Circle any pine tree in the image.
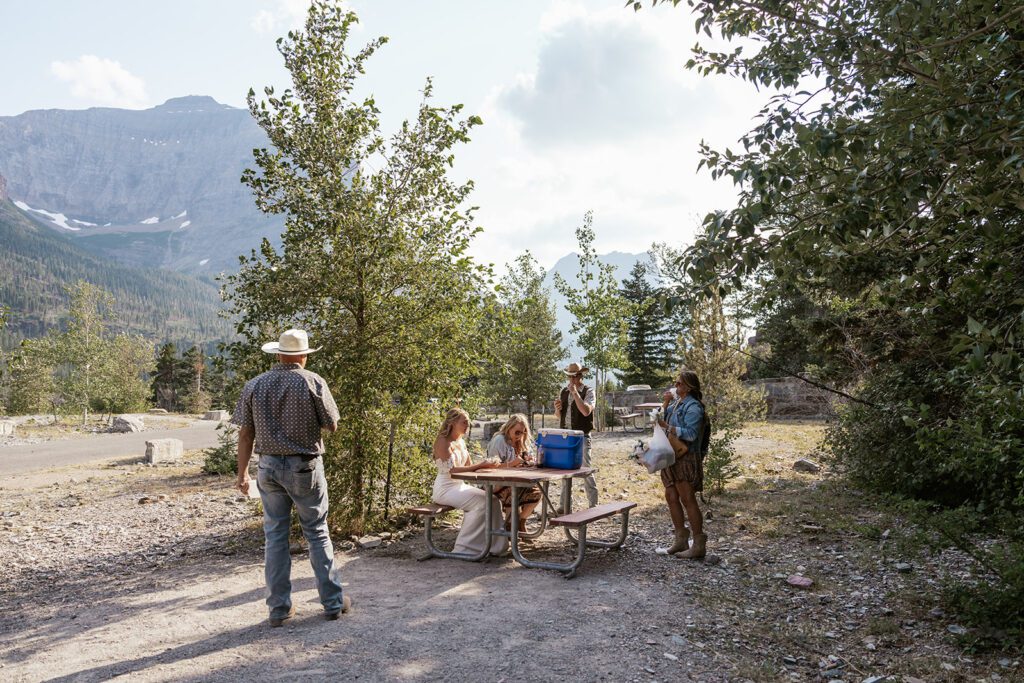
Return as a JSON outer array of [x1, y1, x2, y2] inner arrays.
[[151, 342, 180, 410], [619, 261, 674, 388], [179, 346, 211, 413]]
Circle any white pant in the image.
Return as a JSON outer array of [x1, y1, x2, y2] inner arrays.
[[433, 482, 507, 555]]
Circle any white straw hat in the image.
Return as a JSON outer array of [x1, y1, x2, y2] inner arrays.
[[261, 329, 321, 355]]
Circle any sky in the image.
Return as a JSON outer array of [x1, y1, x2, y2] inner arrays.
[[0, 0, 770, 272]]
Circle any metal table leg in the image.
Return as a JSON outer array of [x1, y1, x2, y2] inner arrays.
[[510, 484, 587, 577], [561, 477, 575, 542], [420, 483, 496, 563]]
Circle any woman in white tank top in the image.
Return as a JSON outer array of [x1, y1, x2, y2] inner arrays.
[[431, 408, 507, 556]]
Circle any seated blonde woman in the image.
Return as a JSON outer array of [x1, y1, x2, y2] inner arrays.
[[431, 408, 507, 556], [487, 414, 543, 534]]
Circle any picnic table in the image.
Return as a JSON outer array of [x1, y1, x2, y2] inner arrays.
[[612, 406, 644, 432], [631, 402, 664, 430], [410, 466, 635, 578]]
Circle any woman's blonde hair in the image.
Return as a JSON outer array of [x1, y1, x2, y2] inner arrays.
[[438, 407, 470, 439], [498, 413, 532, 449]]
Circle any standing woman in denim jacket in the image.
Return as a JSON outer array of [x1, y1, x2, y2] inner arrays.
[[655, 369, 708, 559]]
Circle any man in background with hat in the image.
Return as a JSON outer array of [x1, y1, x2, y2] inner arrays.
[[554, 362, 599, 508], [233, 328, 351, 627]]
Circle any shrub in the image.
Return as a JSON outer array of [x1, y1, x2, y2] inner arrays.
[[703, 430, 742, 495], [203, 422, 238, 475]]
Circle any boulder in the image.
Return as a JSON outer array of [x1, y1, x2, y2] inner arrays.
[[793, 458, 822, 474], [110, 415, 144, 433], [0, 420, 15, 437], [356, 535, 382, 549], [145, 438, 183, 464], [202, 410, 231, 421]]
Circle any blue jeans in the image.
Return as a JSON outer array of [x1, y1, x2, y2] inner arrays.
[[257, 455, 344, 618]]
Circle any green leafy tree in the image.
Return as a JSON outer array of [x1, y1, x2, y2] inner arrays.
[[646, 0, 1024, 509], [680, 289, 766, 496], [6, 339, 55, 415], [619, 260, 674, 388], [226, 2, 491, 532], [554, 211, 631, 431], [49, 282, 117, 425], [94, 334, 155, 415], [642, 0, 1024, 637], [483, 252, 566, 422]]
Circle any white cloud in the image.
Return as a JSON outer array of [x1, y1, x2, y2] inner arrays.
[[251, 0, 365, 35], [465, 4, 770, 273], [497, 5, 704, 147], [50, 55, 148, 109], [251, 9, 276, 33], [250, 0, 314, 33]]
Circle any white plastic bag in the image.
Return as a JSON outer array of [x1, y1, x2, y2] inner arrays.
[[642, 424, 676, 474]]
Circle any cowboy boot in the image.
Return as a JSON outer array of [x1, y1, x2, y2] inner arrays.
[[677, 533, 707, 560], [656, 527, 690, 555]]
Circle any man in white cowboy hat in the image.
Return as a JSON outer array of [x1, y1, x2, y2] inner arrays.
[[232, 328, 351, 627], [554, 361, 599, 508]]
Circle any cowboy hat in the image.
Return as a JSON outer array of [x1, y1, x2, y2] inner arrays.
[[261, 329, 322, 355], [562, 362, 590, 376]]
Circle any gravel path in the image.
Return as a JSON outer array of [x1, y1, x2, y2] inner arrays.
[[0, 426, 1017, 682]]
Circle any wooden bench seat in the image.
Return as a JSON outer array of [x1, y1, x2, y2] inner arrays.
[[407, 503, 453, 516], [550, 501, 637, 528]]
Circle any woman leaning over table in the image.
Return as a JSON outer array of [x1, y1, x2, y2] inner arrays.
[[656, 369, 708, 559], [487, 414, 543, 535], [431, 408, 507, 556]]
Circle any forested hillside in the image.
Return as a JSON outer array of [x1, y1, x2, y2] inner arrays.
[[0, 199, 232, 348]]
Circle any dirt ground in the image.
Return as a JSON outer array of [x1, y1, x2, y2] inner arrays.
[[0, 423, 1018, 682]]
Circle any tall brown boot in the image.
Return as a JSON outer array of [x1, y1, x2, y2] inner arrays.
[[678, 533, 706, 560], [656, 527, 690, 555]]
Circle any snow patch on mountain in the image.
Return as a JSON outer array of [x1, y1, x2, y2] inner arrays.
[[140, 216, 159, 224], [13, 200, 81, 231], [179, 220, 191, 229]]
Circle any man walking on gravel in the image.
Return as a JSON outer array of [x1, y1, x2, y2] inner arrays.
[[233, 329, 351, 627]]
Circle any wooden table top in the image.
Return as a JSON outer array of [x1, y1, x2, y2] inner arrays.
[[451, 466, 595, 484]]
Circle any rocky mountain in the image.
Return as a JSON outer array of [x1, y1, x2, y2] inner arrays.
[[541, 250, 651, 363], [0, 96, 283, 274]]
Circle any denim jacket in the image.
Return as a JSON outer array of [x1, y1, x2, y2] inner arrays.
[[665, 395, 704, 449]]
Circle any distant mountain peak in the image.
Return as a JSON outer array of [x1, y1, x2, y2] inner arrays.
[[154, 96, 235, 111]]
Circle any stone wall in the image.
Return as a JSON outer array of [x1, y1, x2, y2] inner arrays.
[[748, 377, 837, 418], [605, 378, 837, 419]]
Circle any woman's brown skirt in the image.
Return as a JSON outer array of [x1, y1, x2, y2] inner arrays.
[[660, 450, 703, 492], [494, 485, 543, 509]]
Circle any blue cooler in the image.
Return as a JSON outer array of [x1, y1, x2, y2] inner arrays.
[[535, 428, 585, 469]]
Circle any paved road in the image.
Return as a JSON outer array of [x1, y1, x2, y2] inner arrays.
[[0, 421, 222, 475]]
